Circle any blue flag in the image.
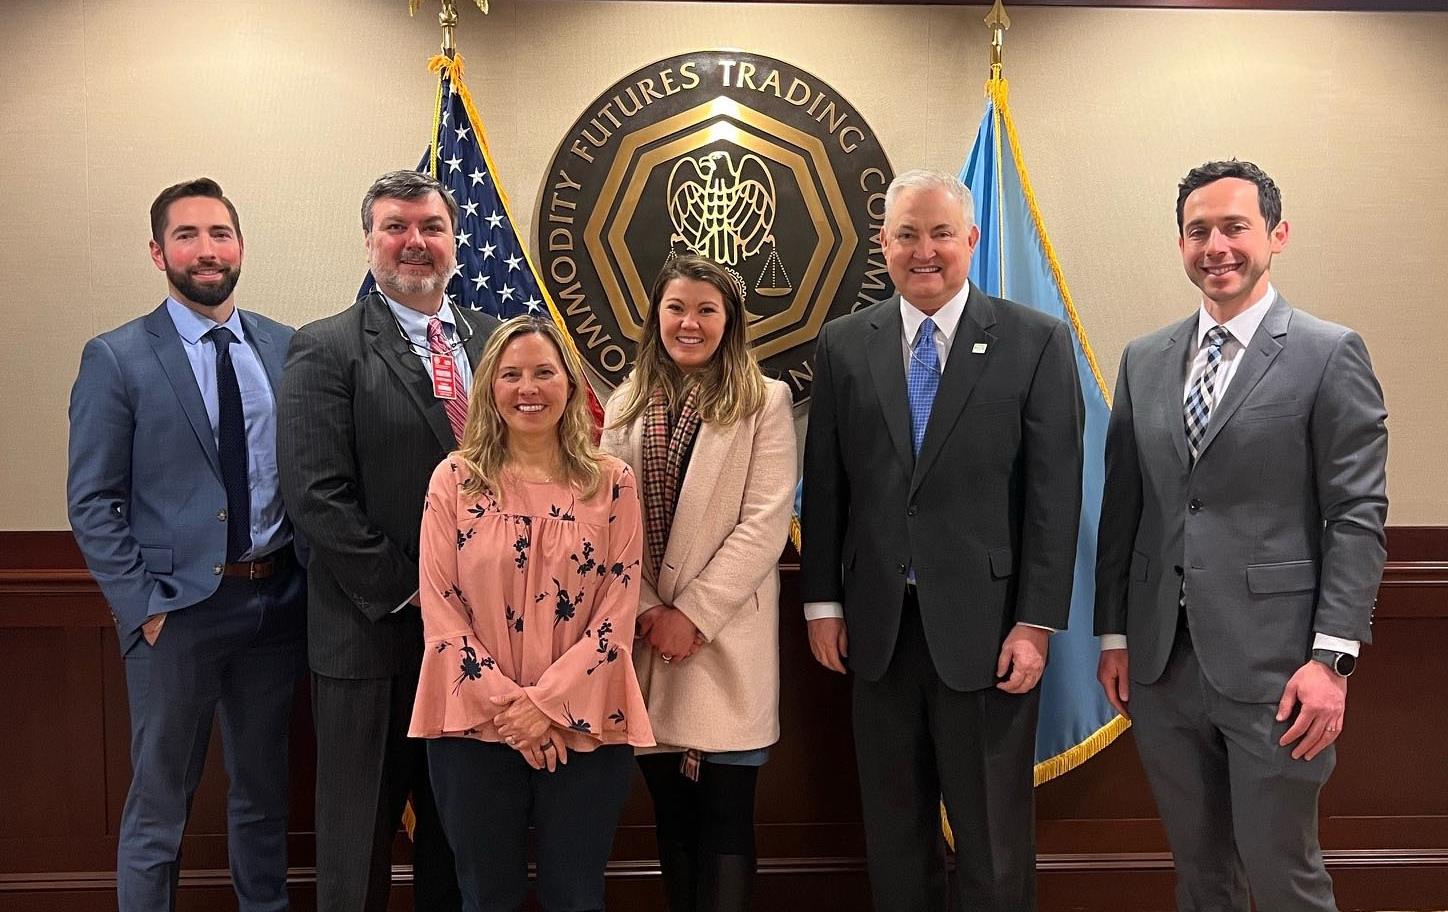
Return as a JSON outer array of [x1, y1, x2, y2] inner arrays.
[[962, 78, 1127, 784]]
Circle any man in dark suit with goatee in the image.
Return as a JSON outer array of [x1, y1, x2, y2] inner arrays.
[[279, 170, 498, 912]]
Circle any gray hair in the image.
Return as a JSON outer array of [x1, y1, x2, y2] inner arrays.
[[360, 170, 459, 233], [883, 169, 975, 229]]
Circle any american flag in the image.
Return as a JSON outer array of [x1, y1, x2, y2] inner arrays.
[[362, 56, 604, 426]]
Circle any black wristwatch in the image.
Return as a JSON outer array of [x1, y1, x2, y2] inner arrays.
[[1310, 649, 1356, 678]]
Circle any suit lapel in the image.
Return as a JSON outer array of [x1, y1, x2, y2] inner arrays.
[[1194, 295, 1290, 462], [457, 308, 489, 377], [144, 304, 222, 479], [865, 299, 913, 474], [660, 419, 744, 594], [363, 293, 457, 451], [1155, 313, 1198, 471], [911, 286, 996, 495], [239, 310, 285, 393]]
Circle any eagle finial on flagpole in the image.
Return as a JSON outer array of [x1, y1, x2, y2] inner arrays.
[[985, 0, 1010, 81], [408, 0, 489, 57]]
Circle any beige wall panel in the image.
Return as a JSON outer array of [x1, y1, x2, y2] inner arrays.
[[1, 1, 1444, 527]]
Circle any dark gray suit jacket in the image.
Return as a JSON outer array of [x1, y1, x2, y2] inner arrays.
[[1095, 296, 1388, 703], [278, 292, 498, 679], [800, 286, 1084, 691]]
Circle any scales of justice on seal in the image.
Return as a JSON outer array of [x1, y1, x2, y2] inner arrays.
[[664, 150, 794, 320]]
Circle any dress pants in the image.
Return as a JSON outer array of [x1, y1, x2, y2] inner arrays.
[[312, 667, 460, 912], [851, 592, 1040, 912], [428, 738, 634, 912], [1131, 624, 1337, 912], [118, 554, 306, 912]]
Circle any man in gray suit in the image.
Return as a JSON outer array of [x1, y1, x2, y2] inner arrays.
[[68, 178, 306, 911], [1096, 159, 1388, 911], [801, 169, 1083, 912], [278, 171, 497, 912]]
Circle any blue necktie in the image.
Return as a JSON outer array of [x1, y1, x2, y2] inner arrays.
[[205, 327, 251, 562], [907, 317, 941, 456]]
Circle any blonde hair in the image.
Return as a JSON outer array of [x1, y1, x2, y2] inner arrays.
[[455, 315, 604, 500], [609, 255, 767, 428]]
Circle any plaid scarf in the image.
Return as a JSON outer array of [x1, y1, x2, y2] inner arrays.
[[641, 384, 703, 585]]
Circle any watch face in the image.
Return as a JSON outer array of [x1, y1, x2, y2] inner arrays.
[[1334, 653, 1357, 676]]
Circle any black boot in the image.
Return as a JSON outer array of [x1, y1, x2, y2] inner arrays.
[[658, 838, 699, 912], [697, 852, 754, 912]]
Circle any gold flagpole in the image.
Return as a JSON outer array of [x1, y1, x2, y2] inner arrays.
[[409, 0, 490, 57], [986, 0, 1010, 80]]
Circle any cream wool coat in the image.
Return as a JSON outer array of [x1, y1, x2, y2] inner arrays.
[[601, 377, 797, 754]]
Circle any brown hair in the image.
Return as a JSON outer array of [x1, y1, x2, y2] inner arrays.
[[149, 178, 242, 244]]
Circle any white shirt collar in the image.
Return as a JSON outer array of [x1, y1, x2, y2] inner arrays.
[[1196, 284, 1276, 350], [900, 282, 971, 346], [381, 292, 458, 344]]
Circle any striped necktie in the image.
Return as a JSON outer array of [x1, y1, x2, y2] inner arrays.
[[1184, 325, 1231, 465], [427, 317, 469, 444]]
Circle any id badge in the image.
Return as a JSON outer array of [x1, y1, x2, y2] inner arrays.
[[431, 353, 458, 400]]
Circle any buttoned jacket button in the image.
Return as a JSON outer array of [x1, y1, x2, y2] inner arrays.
[[907, 505, 918, 517], [1188, 499, 1202, 513], [897, 563, 907, 575], [213, 563, 225, 576], [217, 509, 228, 521]]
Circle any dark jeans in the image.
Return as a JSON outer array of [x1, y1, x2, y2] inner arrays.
[[428, 737, 634, 912]]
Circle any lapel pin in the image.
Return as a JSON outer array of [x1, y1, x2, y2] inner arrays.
[[972, 342, 988, 354]]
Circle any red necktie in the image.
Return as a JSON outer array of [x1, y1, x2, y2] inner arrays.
[[427, 317, 469, 443]]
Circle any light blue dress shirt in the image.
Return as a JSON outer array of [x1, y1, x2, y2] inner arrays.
[[165, 298, 289, 560], [381, 294, 475, 396]]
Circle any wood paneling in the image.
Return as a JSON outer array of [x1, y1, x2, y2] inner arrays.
[[1, 529, 1445, 911]]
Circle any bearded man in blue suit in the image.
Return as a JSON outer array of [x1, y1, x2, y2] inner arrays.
[[67, 178, 306, 912]]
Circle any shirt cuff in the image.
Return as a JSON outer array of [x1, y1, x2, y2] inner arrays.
[[1099, 634, 1128, 651], [1312, 633, 1359, 657], [1018, 623, 1056, 634], [391, 590, 418, 615], [804, 601, 844, 621]]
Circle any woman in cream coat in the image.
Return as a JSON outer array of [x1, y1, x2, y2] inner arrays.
[[601, 255, 796, 912]]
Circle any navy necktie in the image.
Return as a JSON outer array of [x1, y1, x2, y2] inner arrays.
[[205, 327, 251, 562]]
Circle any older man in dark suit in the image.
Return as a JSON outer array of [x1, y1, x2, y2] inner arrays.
[[1095, 159, 1388, 911], [801, 169, 1084, 912], [278, 170, 498, 912]]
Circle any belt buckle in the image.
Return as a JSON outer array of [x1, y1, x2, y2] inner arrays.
[[248, 561, 261, 581]]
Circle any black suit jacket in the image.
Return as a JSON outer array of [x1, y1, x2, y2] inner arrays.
[[278, 292, 498, 678], [800, 286, 1084, 691]]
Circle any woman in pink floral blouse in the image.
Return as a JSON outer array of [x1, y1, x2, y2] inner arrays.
[[410, 315, 653, 912]]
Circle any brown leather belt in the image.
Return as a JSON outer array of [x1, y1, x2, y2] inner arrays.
[[223, 556, 279, 580]]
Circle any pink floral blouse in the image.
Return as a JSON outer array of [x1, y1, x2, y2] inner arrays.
[[408, 454, 654, 752]]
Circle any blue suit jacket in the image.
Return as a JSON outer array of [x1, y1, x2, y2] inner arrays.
[[68, 302, 300, 654]]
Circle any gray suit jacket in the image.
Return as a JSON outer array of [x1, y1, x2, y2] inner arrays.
[[800, 286, 1084, 691], [1095, 295, 1388, 703], [277, 292, 498, 679], [68, 303, 300, 654]]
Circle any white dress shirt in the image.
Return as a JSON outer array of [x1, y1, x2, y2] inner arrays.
[[1099, 285, 1359, 657], [803, 287, 1053, 632]]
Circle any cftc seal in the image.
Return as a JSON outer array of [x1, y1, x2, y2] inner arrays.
[[535, 51, 894, 404]]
